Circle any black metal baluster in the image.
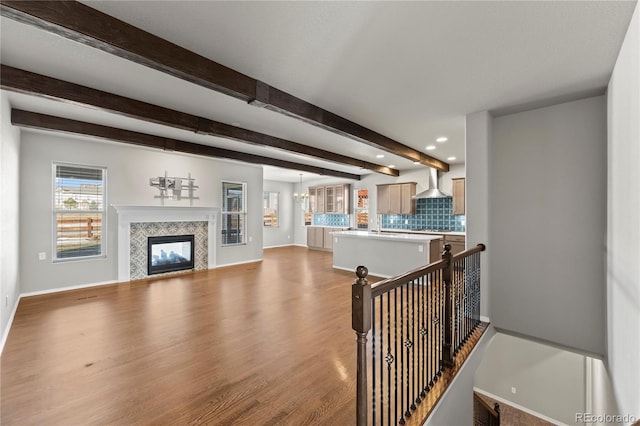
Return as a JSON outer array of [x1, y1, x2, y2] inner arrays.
[[420, 275, 426, 398], [394, 287, 399, 426], [438, 269, 444, 376], [398, 284, 405, 425], [387, 293, 394, 424], [404, 284, 411, 418], [374, 293, 386, 424], [372, 296, 377, 425]]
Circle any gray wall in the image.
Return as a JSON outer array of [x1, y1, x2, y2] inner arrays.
[[475, 332, 586, 425], [263, 179, 295, 248], [490, 96, 607, 356], [606, 3, 640, 420], [0, 94, 21, 349], [19, 131, 264, 294], [426, 325, 495, 426], [466, 111, 492, 320]]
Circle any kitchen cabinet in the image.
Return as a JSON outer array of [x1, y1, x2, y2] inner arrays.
[[323, 227, 338, 250], [452, 178, 465, 215], [444, 234, 465, 255], [429, 238, 444, 263], [307, 227, 324, 249], [309, 186, 325, 214], [400, 183, 416, 214], [377, 182, 416, 214], [307, 227, 345, 251], [310, 184, 350, 214]]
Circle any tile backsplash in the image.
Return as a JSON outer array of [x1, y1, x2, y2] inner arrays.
[[313, 214, 350, 227], [381, 197, 465, 232]]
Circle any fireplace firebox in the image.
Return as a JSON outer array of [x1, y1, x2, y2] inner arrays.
[[147, 234, 195, 275]]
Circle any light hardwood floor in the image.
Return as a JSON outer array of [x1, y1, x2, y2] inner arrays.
[[1, 246, 382, 425]]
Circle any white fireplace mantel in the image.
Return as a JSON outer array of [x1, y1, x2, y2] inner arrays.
[[112, 205, 218, 281]]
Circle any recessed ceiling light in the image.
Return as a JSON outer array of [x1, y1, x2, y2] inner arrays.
[[436, 137, 448, 143], [388, 164, 396, 168], [447, 156, 457, 161], [413, 161, 420, 165], [426, 145, 436, 151], [376, 154, 385, 158], [231, 122, 241, 126]]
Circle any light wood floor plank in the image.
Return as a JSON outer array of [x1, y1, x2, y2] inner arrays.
[[1, 246, 379, 425], [2, 246, 486, 425]]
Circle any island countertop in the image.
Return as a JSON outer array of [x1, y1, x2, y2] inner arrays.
[[330, 230, 442, 242], [331, 231, 443, 278]]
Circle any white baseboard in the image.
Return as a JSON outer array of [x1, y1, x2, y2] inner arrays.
[[0, 295, 21, 355], [214, 258, 263, 268], [263, 244, 295, 249], [331, 264, 392, 279], [20, 279, 120, 299], [473, 387, 566, 426]]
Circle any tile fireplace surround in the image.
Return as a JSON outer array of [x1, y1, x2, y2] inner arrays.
[[112, 205, 218, 282]]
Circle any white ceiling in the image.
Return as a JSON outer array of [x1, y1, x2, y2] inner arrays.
[[1, 1, 636, 182]]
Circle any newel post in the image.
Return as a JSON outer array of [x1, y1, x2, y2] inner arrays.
[[442, 244, 454, 368], [352, 265, 371, 426]]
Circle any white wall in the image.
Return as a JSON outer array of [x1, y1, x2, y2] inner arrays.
[[490, 96, 607, 356], [19, 131, 264, 294], [0, 93, 21, 349], [263, 179, 295, 248], [607, 2, 640, 421], [475, 332, 587, 425]]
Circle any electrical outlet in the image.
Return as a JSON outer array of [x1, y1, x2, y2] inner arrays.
[[511, 387, 517, 394], [418, 245, 424, 253], [38, 252, 46, 260], [5, 295, 8, 307], [249, 236, 253, 242]]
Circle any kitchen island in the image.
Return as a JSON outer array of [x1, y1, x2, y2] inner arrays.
[[331, 230, 443, 278]]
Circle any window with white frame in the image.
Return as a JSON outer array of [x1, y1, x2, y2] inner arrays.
[[263, 192, 279, 227], [53, 163, 106, 261], [221, 181, 247, 245]]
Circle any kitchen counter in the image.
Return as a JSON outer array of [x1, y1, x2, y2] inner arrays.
[[331, 230, 442, 278]]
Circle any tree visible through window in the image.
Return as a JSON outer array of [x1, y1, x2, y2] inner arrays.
[[53, 164, 106, 260], [221, 181, 246, 245]]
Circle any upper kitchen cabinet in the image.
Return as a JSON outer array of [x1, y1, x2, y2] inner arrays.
[[309, 186, 325, 213], [377, 182, 416, 215], [452, 178, 465, 215], [310, 184, 350, 214]]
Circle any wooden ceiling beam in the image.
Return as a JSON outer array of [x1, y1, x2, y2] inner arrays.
[[0, 0, 448, 172], [1, 65, 397, 177], [11, 109, 362, 180]]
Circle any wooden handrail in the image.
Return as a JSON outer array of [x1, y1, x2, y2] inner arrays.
[[473, 392, 500, 425], [370, 243, 486, 297]]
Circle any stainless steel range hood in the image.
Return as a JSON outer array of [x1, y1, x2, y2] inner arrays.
[[413, 167, 450, 199]]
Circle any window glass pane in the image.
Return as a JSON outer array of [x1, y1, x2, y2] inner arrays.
[[263, 192, 279, 227], [221, 181, 246, 245], [54, 164, 105, 260], [55, 165, 104, 210], [55, 212, 102, 258], [221, 213, 244, 245], [223, 182, 245, 212]]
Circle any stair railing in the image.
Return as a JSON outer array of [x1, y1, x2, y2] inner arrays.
[[352, 243, 486, 426]]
